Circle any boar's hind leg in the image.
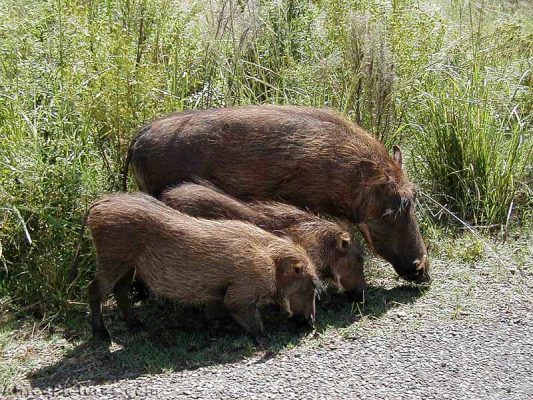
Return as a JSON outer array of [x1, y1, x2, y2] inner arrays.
[[88, 260, 129, 343], [223, 286, 263, 338], [113, 268, 144, 331]]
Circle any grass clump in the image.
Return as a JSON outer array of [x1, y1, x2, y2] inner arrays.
[[410, 71, 531, 227], [406, 2, 532, 228]]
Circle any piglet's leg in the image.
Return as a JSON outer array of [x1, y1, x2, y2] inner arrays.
[[204, 301, 228, 322], [88, 277, 112, 343], [113, 267, 144, 331], [204, 301, 242, 333], [223, 286, 263, 337], [89, 261, 124, 343]]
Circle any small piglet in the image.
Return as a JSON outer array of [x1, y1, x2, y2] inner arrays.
[[87, 192, 319, 342], [160, 182, 367, 300]]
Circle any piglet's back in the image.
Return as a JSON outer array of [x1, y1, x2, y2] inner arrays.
[[89, 192, 270, 244], [87, 192, 303, 302], [160, 182, 261, 225], [87, 193, 173, 261]]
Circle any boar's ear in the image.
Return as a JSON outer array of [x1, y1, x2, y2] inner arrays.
[[276, 258, 303, 278], [392, 145, 403, 169]]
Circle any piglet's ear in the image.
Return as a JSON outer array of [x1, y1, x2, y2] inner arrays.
[[393, 145, 403, 169], [336, 235, 351, 252], [276, 260, 304, 285], [276, 257, 303, 276]]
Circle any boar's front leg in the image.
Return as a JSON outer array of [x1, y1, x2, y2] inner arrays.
[[204, 301, 228, 321], [223, 285, 263, 337], [204, 301, 228, 330]]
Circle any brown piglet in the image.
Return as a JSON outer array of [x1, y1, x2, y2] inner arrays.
[[160, 182, 367, 300], [87, 192, 319, 342]]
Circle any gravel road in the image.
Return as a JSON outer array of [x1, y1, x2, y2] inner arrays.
[[14, 311, 533, 399], [6, 239, 533, 400]]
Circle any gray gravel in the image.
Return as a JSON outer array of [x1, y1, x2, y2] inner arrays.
[[11, 299, 533, 399]]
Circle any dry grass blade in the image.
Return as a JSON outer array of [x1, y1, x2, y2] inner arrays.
[[420, 192, 508, 271]]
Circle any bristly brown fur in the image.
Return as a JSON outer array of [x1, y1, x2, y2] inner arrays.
[[128, 105, 428, 282], [129, 105, 412, 218], [160, 182, 367, 294], [87, 192, 318, 340]]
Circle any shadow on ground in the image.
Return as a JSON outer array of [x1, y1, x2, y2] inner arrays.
[[27, 284, 425, 391]]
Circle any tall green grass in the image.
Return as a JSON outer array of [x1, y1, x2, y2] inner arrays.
[[405, 1, 532, 227], [0, 0, 531, 315], [410, 71, 530, 226]]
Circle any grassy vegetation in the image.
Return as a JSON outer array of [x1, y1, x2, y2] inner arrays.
[[0, 0, 531, 324]]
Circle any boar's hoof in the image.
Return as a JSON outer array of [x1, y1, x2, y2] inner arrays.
[[253, 336, 268, 348], [290, 315, 315, 331], [246, 325, 264, 339]]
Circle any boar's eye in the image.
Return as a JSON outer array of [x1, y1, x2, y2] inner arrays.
[[400, 197, 411, 211], [383, 196, 411, 218], [393, 196, 410, 211]]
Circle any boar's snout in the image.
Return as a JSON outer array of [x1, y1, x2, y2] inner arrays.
[[288, 286, 316, 329], [398, 254, 430, 284], [344, 278, 367, 302]]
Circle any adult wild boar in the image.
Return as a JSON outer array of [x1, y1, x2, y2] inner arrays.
[[124, 105, 429, 283], [160, 182, 367, 299], [87, 192, 319, 342]]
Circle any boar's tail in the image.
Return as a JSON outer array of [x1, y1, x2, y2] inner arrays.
[[122, 137, 135, 192], [67, 211, 89, 284]]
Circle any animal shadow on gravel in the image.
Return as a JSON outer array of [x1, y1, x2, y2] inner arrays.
[[28, 284, 425, 391], [314, 284, 426, 333], [27, 298, 311, 391]]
